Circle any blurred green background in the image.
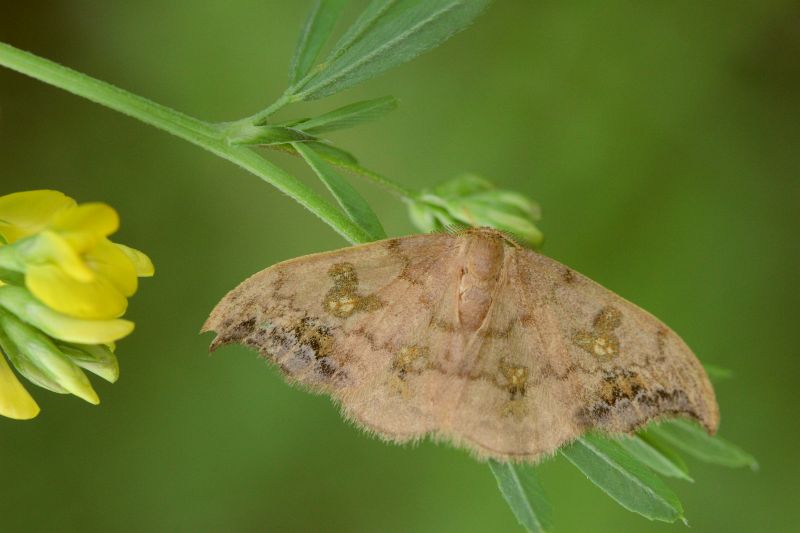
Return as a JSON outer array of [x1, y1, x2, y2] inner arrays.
[[1, 1, 798, 531]]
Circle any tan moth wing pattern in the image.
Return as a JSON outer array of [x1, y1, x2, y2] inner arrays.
[[203, 229, 719, 462]]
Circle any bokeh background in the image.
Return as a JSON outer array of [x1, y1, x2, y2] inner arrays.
[[1, 1, 798, 532]]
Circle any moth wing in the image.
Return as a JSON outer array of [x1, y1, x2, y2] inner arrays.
[[203, 233, 467, 442], [446, 247, 719, 461]]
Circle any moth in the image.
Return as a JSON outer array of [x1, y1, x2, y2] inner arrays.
[[203, 228, 719, 461]]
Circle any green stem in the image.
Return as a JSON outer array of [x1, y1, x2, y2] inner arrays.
[[249, 91, 293, 126], [0, 42, 370, 244]]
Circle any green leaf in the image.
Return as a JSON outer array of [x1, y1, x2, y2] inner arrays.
[[292, 0, 491, 100], [267, 141, 359, 165], [617, 435, 693, 482], [293, 142, 386, 240], [703, 363, 733, 382], [489, 461, 552, 533], [228, 124, 316, 146], [306, 142, 359, 164], [561, 434, 685, 523], [643, 419, 758, 470], [289, 0, 350, 84], [297, 96, 398, 134]]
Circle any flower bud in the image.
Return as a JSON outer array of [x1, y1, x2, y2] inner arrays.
[[407, 174, 544, 247], [0, 308, 99, 404]]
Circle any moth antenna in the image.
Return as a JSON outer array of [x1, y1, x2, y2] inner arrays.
[[436, 223, 468, 235], [494, 228, 525, 248]]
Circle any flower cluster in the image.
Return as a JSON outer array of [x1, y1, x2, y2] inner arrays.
[[407, 174, 544, 247], [0, 190, 153, 419]]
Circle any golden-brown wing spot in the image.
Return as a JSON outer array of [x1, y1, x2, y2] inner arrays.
[[498, 359, 530, 419], [392, 345, 429, 376], [324, 262, 384, 318], [573, 305, 622, 359], [388, 344, 429, 398], [598, 369, 646, 405]]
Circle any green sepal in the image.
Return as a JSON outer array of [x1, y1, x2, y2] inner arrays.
[[57, 342, 119, 383], [0, 307, 98, 403], [0, 318, 69, 394]]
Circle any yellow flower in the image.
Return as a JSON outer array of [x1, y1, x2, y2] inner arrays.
[[0, 347, 39, 420], [1, 192, 154, 319], [0, 190, 75, 245], [0, 190, 153, 420]]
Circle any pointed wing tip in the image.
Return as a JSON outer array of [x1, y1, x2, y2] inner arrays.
[[208, 337, 224, 353], [199, 318, 225, 353]]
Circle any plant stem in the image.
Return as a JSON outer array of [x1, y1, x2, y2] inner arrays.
[[0, 42, 371, 244], [249, 91, 293, 126]]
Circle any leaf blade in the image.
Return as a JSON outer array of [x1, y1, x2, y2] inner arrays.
[[560, 434, 684, 523], [702, 363, 733, 382], [617, 435, 693, 482], [488, 461, 553, 533], [289, 0, 349, 84], [297, 96, 398, 134], [293, 142, 386, 241], [293, 0, 491, 100], [227, 124, 317, 146], [643, 419, 758, 470]]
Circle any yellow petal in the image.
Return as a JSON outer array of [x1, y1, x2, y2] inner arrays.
[[0, 285, 134, 344], [35, 310, 134, 345], [86, 239, 138, 297], [51, 203, 119, 246], [20, 231, 94, 282], [0, 190, 76, 244], [114, 243, 155, 277], [0, 353, 40, 420], [26, 263, 128, 319]]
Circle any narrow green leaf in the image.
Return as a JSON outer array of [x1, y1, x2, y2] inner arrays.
[[289, 0, 349, 84], [292, 0, 491, 100], [617, 435, 693, 482], [643, 419, 758, 470], [306, 142, 359, 164], [293, 142, 386, 240], [561, 434, 685, 523], [703, 363, 733, 382], [489, 461, 552, 533], [228, 124, 316, 146], [297, 96, 398, 134], [266, 141, 359, 165]]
